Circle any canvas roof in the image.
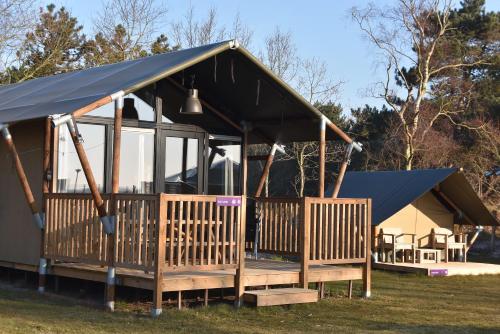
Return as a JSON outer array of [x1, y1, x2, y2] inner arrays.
[[327, 168, 498, 226], [0, 40, 344, 144]]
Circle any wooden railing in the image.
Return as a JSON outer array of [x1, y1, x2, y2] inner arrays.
[[253, 197, 371, 265], [44, 193, 111, 266], [253, 198, 301, 255], [113, 194, 159, 271], [161, 194, 243, 271], [44, 193, 243, 272], [306, 198, 370, 265]]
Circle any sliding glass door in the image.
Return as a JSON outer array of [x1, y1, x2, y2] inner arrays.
[[161, 130, 204, 194]]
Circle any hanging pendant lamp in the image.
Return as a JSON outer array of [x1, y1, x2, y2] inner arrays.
[[180, 75, 203, 115]]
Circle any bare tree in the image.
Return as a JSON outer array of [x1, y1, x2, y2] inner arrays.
[[260, 27, 298, 82], [0, 0, 37, 80], [93, 0, 168, 60], [259, 28, 345, 196], [352, 0, 485, 170], [171, 6, 253, 49], [297, 57, 343, 105]]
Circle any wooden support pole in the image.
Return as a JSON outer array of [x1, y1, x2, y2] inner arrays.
[[331, 143, 354, 199], [177, 291, 182, 310], [39, 118, 52, 293], [323, 115, 358, 147], [363, 199, 372, 298], [348, 280, 353, 299], [318, 282, 325, 299], [255, 144, 277, 198], [234, 130, 248, 308], [106, 97, 123, 312], [319, 118, 326, 198], [300, 197, 311, 288], [1, 126, 41, 218], [204, 289, 209, 307], [152, 194, 167, 317], [64, 119, 108, 220], [111, 97, 123, 194], [1, 125, 47, 292]]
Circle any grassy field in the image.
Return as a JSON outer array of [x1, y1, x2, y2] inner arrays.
[[0, 269, 499, 334]]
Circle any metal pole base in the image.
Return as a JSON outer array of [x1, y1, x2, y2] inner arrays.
[[105, 301, 115, 312], [151, 308, 162, 317], [38, 258, 47, 294], [234, 299, 244, 308]]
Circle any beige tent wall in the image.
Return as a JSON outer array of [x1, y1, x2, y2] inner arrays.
[[0, 119, 44, 266], [376, 192, 454, 247]]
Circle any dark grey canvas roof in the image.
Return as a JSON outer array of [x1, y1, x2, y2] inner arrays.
[[327, 168, 498, 226], [0, 40, 343, 144], [0, 42, 229, 124]]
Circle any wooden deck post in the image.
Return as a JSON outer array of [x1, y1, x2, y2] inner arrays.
[[39, 118, 52, 293], [300, 197, 311, 288], [234, 130, 248, 307], [331, 143, 354, 199], [152, 194, 167, 317], [362, 199, 372, 298], [318, 118, 326, 198], [106, 96, 123, 312], [255, 144, 278, 198]]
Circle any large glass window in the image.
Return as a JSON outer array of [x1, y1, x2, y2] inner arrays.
[[207, 137, 241, 195], [117, 128, 155, 193], [164, 137, 199, 194], [57, 123, 106, 193]]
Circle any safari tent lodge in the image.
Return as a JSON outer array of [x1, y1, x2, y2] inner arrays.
[[333, 169, 499, 276], [0, 41, 371, 314]]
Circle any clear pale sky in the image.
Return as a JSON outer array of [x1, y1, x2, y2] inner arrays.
[[51, 0, 500, 113]]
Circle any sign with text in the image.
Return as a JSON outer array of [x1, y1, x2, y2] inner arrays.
[[216, 196, 242, 207], [429, 269, 448, 277]]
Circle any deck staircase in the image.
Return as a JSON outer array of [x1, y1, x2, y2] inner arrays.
[[243, 288, 318, 307]]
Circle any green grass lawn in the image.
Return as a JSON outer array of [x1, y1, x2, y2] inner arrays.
[[0, 270, 499, 334]]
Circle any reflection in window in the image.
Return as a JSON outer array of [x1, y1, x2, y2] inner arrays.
[[86, 93, 172, 122], [57, 124, 105, 193], [164, 137, 198, 194], [208, 138, 241, 195], [118, 128, 155, 193]]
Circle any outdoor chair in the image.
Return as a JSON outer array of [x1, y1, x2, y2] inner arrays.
[[430, 227, 468, 262], [378, 228, 417, 264]]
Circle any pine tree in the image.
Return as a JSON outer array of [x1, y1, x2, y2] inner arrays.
[[7, 4, 88, 82]]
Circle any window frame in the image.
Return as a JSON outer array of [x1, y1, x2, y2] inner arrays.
[[52, 110, 209, 194]]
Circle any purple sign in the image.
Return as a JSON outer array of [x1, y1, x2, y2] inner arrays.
[[216, 197, 242, 207], [429, 269, 448, 277]]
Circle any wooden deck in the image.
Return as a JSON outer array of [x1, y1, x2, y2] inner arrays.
[[49, 259, 362, 292], [374, 261, 500, 276], [38, 193, 371, 312]]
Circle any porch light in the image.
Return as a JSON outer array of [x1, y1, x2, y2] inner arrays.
[[180, 75, 203, 115]]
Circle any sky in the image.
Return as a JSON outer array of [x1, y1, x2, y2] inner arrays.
[[51, 0, 500, 114]]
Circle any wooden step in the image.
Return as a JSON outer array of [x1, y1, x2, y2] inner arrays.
[[243, 288, 319, 307]]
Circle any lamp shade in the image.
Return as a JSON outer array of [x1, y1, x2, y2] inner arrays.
[[180, 89, 203, 115]]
